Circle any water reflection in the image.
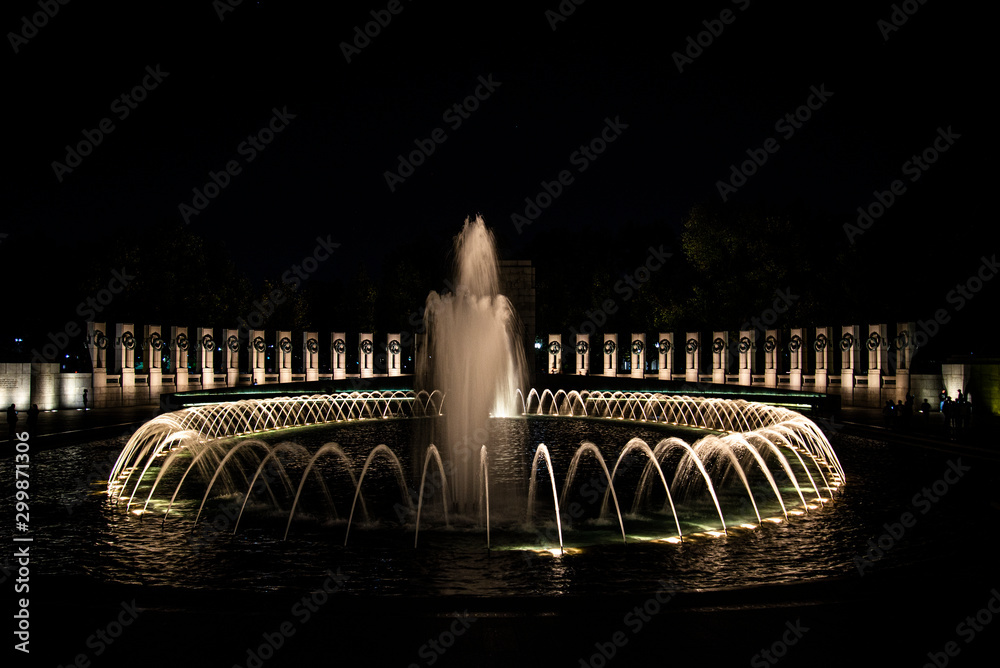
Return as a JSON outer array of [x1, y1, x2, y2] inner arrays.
[[16, 424, 973, 598]]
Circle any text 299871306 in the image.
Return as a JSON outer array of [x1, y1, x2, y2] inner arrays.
[[12, 430, 32, 654]]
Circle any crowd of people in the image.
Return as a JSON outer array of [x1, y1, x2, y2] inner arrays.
[[6, 402, 40, 440], [939, 389, 974, 440], [883, 389, 973, 439]]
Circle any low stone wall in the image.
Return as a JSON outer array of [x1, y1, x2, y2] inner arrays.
[[1, 362, 993, 414]]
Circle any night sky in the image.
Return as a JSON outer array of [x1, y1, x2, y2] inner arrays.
[[2, 1, 993, 342]]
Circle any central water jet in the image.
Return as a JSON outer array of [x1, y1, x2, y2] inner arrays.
[[417, 215, 527, 513]]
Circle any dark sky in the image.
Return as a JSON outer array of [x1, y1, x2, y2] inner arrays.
[[2, 1, 992, 327]]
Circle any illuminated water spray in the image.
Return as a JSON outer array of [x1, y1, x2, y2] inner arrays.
[[417, 215, 527, 511]]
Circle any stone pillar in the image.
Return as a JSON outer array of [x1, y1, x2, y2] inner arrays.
[[196, 327, 215, 388], [250, 329, 266, 385], [657, 333, 673, 381], [300, 332, 318, 382], [331, 333, 347, 380], [867, 323, 888, 403], [547, 335, 563, 374], [840, 325, 861, 405], [629, 334, 645, 379], [359, 333, 374, 378], [764, 329, 780, 388], [277, 330, 293, 383], [144, 325, 164, 392], [171, 326, 190, 390], [787, 328, 805, 391], [738, 329, 756, 386], [711, 331, 727, 384], [87, 322, 109, 372], [813, 326, 831, 393], [387, 333, 402, 377], [602, 334, 617, 377], [894, 322, 915, 401], [684, 332, 700, 383], [114, 323, 136, 388], [575, 334, 590, 375], [224, 329, 241, 387]]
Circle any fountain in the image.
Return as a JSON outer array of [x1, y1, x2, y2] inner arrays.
[[108, 390, 843, 547], [106, 215, 844, 566], [417, 215, 527, 513]]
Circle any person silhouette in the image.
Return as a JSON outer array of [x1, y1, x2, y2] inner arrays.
[[942, 398, 954, 438], [27, 404, 39, 435], [83, 388, 89, 411], [6, 403, 17, 440]]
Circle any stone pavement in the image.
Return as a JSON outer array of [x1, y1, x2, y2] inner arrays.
[[3, 404, 159, 451]]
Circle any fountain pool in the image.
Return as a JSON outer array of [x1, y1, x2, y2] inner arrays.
[[100, 214, 847, 594], [103, 389, 844, 586]]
